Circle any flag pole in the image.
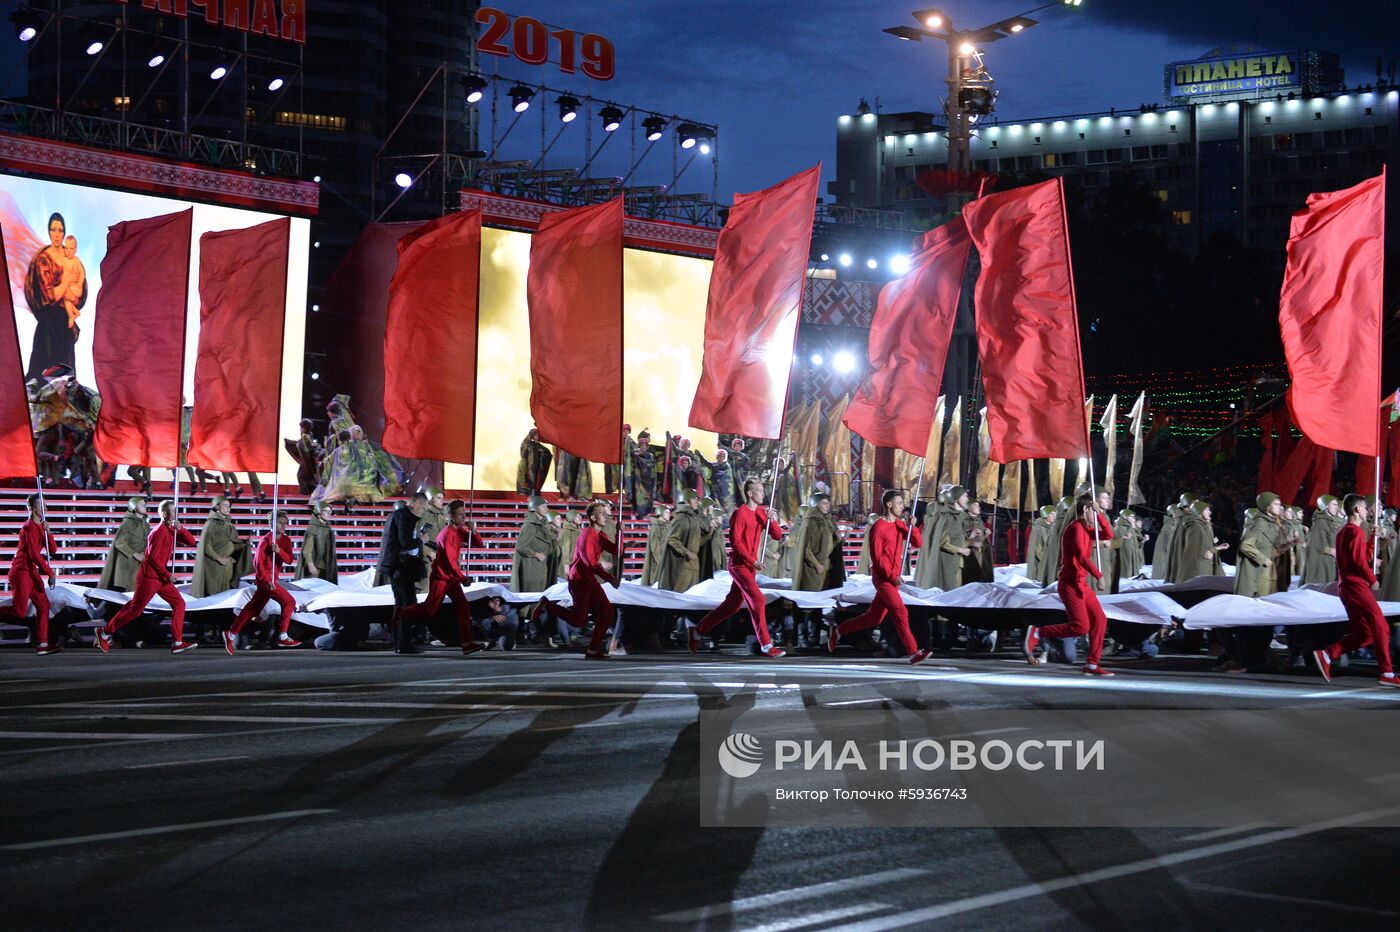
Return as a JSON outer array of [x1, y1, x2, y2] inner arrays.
[[1375, 168, 1388, 575], [900, 454, 928, 579]]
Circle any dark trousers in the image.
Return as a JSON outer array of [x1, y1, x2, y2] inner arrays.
[[390, 570, 419, 650]]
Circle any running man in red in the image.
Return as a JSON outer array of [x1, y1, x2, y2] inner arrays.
[[1313, 493, 1398, 687], [543, 500, 619, 660], [96, 500, 199, 654], [398, 499, 488, 656], [1, 494, 60, 655], [828, 490, 930, 665], [1024, 492, 1116, 676], [688, 476, 787, 659], [223, 510, 301, 653]]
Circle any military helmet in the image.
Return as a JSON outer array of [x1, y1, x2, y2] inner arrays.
[[701, 497, 718, 509], [1179, 492, 1198, 506], [1190, 500, 1211, 517], [1039, 505, 1056, 519], [1166, 504, 1179, 516], [797, 504, 810, 516], [1118, 508, 1136, 520], [527, 495, 547, 510], [210, 495, 229, 510], [1317, 494, 1338, 510], [127, 496, 145, 511], [424, 485, 444, 500], [681, 489, 701, 505], [810, 492, 831, 505], [946, 485, 968, 504], [1256, 492, 1279, 511], [1244, 507, 1259, 521]]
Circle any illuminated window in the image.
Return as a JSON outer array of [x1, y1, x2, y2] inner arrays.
[[275, 111, 348, 131], [1172, 210, 1192, 225], [1155, 190, 1169, 202], [113, 96, 131, 110]]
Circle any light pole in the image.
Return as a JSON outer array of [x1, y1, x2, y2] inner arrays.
[[885, 1, 1084, 179]]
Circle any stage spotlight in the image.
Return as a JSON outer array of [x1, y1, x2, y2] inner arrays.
[[890, 254, 911, 274], [699, 142, 712, 155], [642, 115, 667, 141], [599, 105, 624, 132], [508, 84, 535, 112], [12, 9, 41, 43], [267, 76, 285, 92], [312, 175, 321, 183], [958, 41, 975, 56], [557, 95, 580, 123], [311, 372, 320, 381], [866, 258, 879, 269], [833, 351, 857, 374], [394, 172, 413, 189], [311, 304, 320, 312], [461, 74, 487, 104], [147, 52, 165, 67], [811, 353, 825, 366], [85, 39, 104, 56], [210, 64, 228, 80], [838, 253, 853, 267], [819, 253, 830, 262], [677, 122, 700, 149]]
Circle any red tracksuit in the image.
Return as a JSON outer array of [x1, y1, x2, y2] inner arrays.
[[1040, 514, 1114, 665], [400, 524, 487, 642], [106, 523, 198, 642], [230, 532, 297, 636], [696, 505, 784, 647], [836, 518, 922, 654], [2, 518, 57, 644], [553, 525, 618, 652], [1327, 522, 1393, 676]]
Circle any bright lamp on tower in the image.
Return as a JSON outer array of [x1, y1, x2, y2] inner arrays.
[[461, 75, 487, 104], [508, 84, 535, 112], [642, 115, 667, 141], [557, 95, 580, 123], [599, 105, 624, 132]]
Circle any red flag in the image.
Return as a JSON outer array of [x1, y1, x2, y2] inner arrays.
[[1279, 170, 1385, 457], [963, 178, 1088, 463], [527, 197, 623, 464], [188, 218, 291, 473], [689, 164, 821, 439], [843, 217, 970, 456], [93, 209, 192, 468], [383, 210, 481, 464], [0, 227, 35, 479]]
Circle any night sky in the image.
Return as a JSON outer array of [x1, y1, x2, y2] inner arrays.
[[518, 0, 1398, 198]]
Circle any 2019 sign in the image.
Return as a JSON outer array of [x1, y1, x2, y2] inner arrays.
[[474, 7, 615, 81]]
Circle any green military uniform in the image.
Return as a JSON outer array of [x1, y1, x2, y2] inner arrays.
[[555, 511, 581, 581], [699, 500, 728, 581], [762, 533, 786, 578], [963, 510, 995, 584], [855, 514, 877, 574], [917, 489, 969, 590], [640, 511, 671, 586], [554, 449, 592, 500], [416, 491, 449, 593], [1301, 497, 1343, 585], [794, 498, 845, 591], [517, 431, 552, 495], [1380, 510, 1400, 602], [191, 499, 251, 597], [296, 507, 339, 583], [1287, 509, 1308, 578], [1023, 507, 1055, 584], [1170, 502, 1219, 583], [1234, 495, 1289, 597], [510, 501, 557, 592], [1108, 511, 1144, 592], [661, 494, 710, 592], [1152, 505, 1180, 580], [99, 501, 149, 592], [782, 506, 808, 578]]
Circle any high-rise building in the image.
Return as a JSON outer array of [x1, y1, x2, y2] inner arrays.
[[833, 46, 1398, 255]]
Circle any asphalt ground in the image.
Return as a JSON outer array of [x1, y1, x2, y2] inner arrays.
[[3, 645, 1399, 931]]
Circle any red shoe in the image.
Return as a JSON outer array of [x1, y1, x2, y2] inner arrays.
[[95, 628, 112, 653], [461, 641, 487, 656], [908, 649, 931, 666], [223, 630, 237, 656], [1378, 675, 1399, 688], [277, 634, 302, 649], [171, 641, 199, 654], [827, 623, 841, 654], [1312, 649, 1332, 684], [584, 649, 610, 660], [1022, 626, 1041, 665], [35, 643, 62, 656], [759, 644, 786, 659], [1082, 664, 1115, 677]]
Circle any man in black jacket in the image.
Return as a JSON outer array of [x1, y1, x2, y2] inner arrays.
[[381, 492, 429, 654]]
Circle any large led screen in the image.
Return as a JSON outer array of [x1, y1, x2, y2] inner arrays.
[[1, 172, 309, 484], [452, 226, 717, 492]]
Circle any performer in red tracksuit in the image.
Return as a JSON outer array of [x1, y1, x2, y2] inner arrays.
[[399, 499, 488, 656], [688, 476, 786, 659], [545, 500, 619, 659], [97, 500, 199, 654], [1, 494, 59, 655], [224, 510, 301, 652], [1314, 493, 1398, 688], [828, 489, 930, 665], [1024, 492, 1116, 676]]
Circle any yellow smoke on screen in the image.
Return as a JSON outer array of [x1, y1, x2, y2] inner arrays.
[[445, 227, 717, 492]]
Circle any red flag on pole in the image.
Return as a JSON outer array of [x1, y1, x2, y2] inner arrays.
[[1279, 170, 1386, 457], [0, 227, 36, 479], [527, 196, 623, 464], [383, 209, 481, 464], [93, 208, 192, 468], [689, 164, 821, 439], [963, 178, 1088, 463], [188, 218, 291, 473], [842, 216, 971, 456]]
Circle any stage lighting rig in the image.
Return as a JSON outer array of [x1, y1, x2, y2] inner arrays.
[[11, 8, 41, 43], [642, 115, 667, 141], [461, 75, 487, 104], [599, 105, 624, 132], [508, 84, 535, 112], [557, 95, 580, 123]]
